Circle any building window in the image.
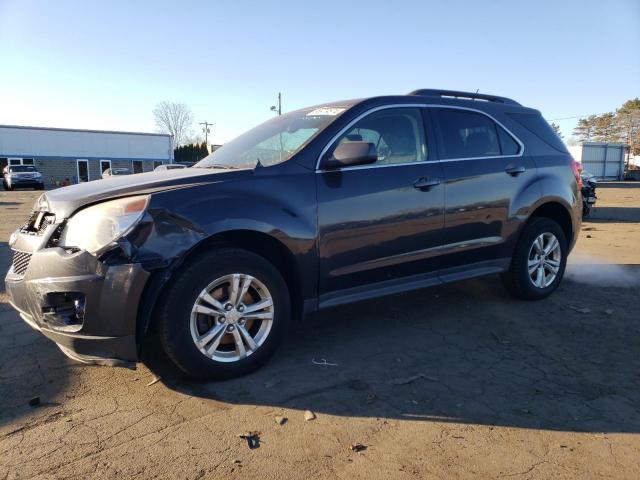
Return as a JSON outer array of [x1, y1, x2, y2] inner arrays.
[[100, 160, 112, 174], [9, 158, 22, 166], [154, 161, 163, 169], [22, 158, 34, 165], [132, 160, 143, 174], [77, 159, 89, 183]]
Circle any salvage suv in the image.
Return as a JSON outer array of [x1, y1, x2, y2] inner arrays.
[[5, 89, 581, 379]]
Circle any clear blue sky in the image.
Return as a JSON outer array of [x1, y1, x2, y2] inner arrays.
[[1, 0, 638, 143]]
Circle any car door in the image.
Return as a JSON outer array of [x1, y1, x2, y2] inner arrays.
[[316, 106, 445, 301], [430, 107, 536, 272]]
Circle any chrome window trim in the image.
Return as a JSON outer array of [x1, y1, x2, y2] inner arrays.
[[315, 103, 525, 172]]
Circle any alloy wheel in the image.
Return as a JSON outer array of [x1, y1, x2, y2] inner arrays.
[[189, 273, 274, 362], [527, 232, 562, 289]]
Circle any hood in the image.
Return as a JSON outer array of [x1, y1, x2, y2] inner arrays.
[[42, 167, 247, 218]]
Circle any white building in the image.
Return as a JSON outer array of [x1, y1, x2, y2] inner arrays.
[[0, 124, 173, 186]]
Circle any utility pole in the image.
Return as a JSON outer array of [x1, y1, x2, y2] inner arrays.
[[270, 92, 282, 116], [199, 121, 213, 145]]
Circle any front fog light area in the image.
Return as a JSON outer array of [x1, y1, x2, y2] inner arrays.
[[42, 292, 86, 332], [58, 195, 149, 254]]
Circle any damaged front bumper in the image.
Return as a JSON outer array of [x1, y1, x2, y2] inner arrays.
[[5, 231, 149, 367]]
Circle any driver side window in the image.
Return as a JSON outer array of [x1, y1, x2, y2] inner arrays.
[[333, 108, 427, 166]]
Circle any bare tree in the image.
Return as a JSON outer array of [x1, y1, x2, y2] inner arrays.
[[153, 101, 194, 147]]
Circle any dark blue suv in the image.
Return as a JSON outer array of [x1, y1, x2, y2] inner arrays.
[[6, 89, 582, 379]]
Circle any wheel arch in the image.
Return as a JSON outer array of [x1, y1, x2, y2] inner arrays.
[[528, 200, 574, 245], [137, 229, 304, 347]]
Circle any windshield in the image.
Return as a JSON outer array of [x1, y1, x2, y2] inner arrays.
[[195, 105, 351, 170], [10, 165, 37, 172]]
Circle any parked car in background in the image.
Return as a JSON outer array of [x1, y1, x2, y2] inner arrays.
[[5, 89, 582, 380], [581, 170, 597, 217], [2, 165, 44, 190], [102, 167, 132, 179], [154, 163, 188, 171]]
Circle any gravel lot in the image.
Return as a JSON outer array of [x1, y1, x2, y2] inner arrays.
[[1, 184, 639, 479]]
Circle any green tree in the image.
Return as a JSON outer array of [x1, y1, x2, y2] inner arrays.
[[616, 98, 640, 155], [550, 122, 563, 139], [200, 142, 209, 159], [593, 112, 620, 143], [173, 142, 209, 163], [573, 115, 598, 142]]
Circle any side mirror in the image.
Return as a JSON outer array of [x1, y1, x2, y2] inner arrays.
[[322, 141, 378, 169]]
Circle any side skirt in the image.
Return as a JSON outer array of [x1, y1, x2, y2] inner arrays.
[[316, 258, 510, 311]]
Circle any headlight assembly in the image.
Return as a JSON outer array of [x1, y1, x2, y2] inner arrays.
[[33, 193, 50, 212], [58, 195, 149, 254]]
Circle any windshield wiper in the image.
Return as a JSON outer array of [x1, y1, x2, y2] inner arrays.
[[200, 164, 240, 170]]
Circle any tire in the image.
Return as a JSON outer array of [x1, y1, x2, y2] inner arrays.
[[36, 184, 45, 191], [157, 248, 291, 380], [501, 217, 567, 300]]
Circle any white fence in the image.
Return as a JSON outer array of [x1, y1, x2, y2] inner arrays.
[[569, 142, 626, 180]]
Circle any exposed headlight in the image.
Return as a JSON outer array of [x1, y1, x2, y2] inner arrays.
[[59, 195, 149, 254], [33, 194, 50, 211]]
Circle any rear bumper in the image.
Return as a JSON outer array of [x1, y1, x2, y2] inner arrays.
[[571, 190, 583, 251], [5, 245, 149, 367]]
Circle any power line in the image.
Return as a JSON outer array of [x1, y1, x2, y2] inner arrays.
[[547, 112, 611, 121]]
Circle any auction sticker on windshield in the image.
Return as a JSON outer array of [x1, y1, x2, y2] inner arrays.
[[306, 107, 346, 116]]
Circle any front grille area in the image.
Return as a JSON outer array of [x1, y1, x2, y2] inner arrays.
[[11, 250, 32, 275]]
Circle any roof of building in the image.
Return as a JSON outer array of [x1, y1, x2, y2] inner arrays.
[[0, 124, 172, 138]]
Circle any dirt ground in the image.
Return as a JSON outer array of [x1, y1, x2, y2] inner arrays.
[[0, 184, 639, 479]]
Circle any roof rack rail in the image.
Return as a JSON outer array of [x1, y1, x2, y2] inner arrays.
[[408, 89, 521, 106]]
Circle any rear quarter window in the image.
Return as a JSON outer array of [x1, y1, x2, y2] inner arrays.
[[434, 109, 521, 159], [507, 112, 568, 153], [497, 127, 520, 155]]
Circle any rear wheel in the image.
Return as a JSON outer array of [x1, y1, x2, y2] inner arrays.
[[501, 217, 567, 300], [157, 248, 290, 380]]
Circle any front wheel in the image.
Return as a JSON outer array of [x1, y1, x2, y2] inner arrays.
[[501, 217, 567, 300], [157, 248, 291, 380]]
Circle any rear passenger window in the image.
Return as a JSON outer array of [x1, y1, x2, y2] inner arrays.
[[435, 109, 519, 159]]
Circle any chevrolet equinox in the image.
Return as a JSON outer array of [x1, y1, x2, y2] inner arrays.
[[5, 89, 582, 379]]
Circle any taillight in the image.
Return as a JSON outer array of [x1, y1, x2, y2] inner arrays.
[[571, 158, 583, 188]]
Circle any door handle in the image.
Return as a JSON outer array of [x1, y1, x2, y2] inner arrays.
[[505, 164, 526, 176], [413, 177, 440, 190]]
